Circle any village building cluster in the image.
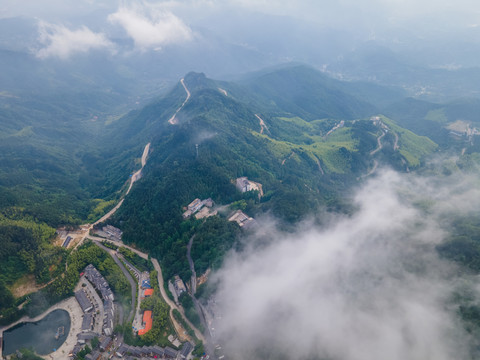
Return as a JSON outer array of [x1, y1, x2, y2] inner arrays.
[[70, 264, 115, 358], [115, 341, 193, 359], [182, 198, 216, 219]]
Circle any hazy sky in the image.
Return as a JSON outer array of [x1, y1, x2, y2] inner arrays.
[[2, 0, 480, 64], [3, 0, 480, 35]]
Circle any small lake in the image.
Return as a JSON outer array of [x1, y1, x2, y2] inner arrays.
[[2, 309, 71, 356]]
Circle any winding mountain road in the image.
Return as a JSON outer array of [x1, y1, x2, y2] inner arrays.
[[89, 236, 205, 345], [94, 241, 137, 323], [187, 235, 197, 295], [255, 114, 269, 134], [370, 130, 386, 156], [168, 78, 191, 125]]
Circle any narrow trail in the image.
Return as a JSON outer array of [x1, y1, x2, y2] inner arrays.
[[168, 78, 191, 125]]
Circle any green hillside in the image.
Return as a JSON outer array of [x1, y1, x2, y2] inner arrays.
[[0, 66, 441, 324], [112, 70, 438, 286]]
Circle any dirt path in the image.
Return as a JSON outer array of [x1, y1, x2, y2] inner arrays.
[[370, 130, 386, 155], [168, 78, 191, 125], [255, 114, 269, 134], [393, 132, 399, 151], [324, 120, 345, 138], [313, 155, 325, 175], [282, 151, 296, 166]]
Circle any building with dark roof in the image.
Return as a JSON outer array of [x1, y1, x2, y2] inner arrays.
[[75, 290, 93, 313], [62, 236, 72, 248], [163, 346, 178, 359], [81, 313, 94, 332], [151, 345, 164, 357], [115, 344, 129, 357], [77, 332, 98, 345], [180, 342, 194, 359], [84, 264, 114, 301], [69, 344, 84, 358], [99, 336, 112, 351]]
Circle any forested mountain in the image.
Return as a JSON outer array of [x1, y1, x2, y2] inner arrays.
[[3, 62, 479, 346], [110, 65, 438, 281]]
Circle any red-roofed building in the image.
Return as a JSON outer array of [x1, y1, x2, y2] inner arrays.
[[138, 310, 153, 335], [144, 288, 154, 297]]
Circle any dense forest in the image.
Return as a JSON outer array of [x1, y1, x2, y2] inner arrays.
[[113, 68, 440, 285]]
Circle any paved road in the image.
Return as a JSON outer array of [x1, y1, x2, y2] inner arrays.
[[94, 142, 150, 226], [370, 130, 386, 155], [94, 242, 137, 323], [151, 259, 206, 344], [186, 236, 216, 356], [168, 78, 191, 125], [255, 114, 269, 135], [393, 132, 399, 150], [72, 143, 151, 251], [90, 237, 206, 346], [187, 235, 197, 295]]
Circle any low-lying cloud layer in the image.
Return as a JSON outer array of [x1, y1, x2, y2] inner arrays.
[[36, 22, 113, 59], [212, 169, 478, 359]]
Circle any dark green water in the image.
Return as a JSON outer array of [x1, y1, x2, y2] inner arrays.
[[2, 309, 71, 356]]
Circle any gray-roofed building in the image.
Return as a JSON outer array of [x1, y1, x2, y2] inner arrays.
[[88, 350, 101, 360], [84, 264, 114, 301], [62, 236, 72, 248], [151, 345, 164, 357], [69, 344, 84, 358], [81, 313, 94, 332], [99, 336, 112, 351], [180, 342, 194, 359], [115, 343, 129, 357], [77, 331, 98, 344], [75, 290, 93, 313], [164, 346, 178, 359]]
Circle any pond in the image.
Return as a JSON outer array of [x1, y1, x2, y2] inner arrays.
[[2, 309, 71, 356]]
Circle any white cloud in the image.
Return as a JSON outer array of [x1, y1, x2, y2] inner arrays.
[[36, 22, 113, 60], [211, 169, 478, 359], [108, 4, 193, 50]]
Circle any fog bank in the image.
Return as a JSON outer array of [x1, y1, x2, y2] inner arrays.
[[212, 169, 478, 359]]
